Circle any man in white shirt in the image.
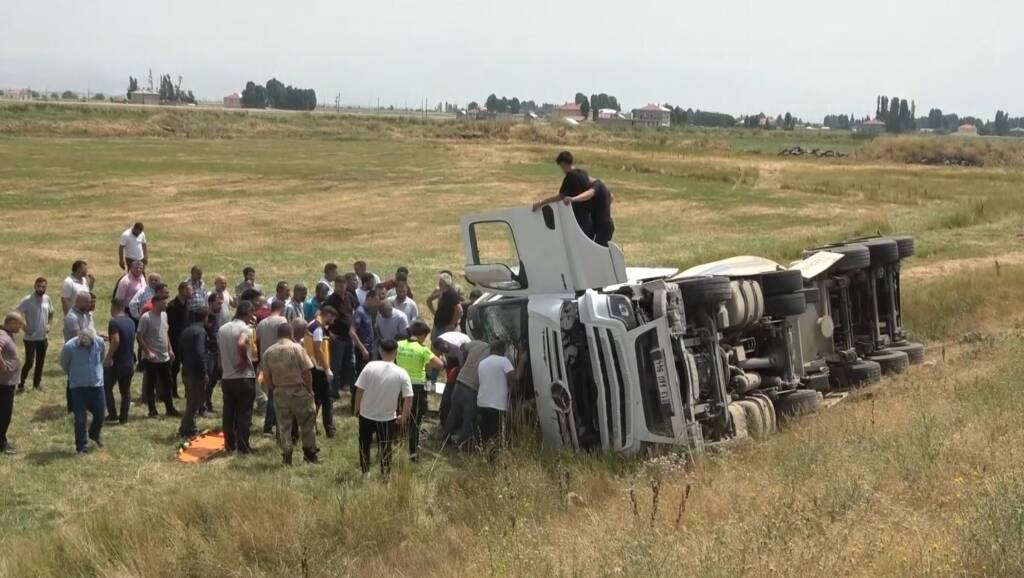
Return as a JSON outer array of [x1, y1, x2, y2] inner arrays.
[[60, 260, 90, 315], [118, 222, 148, 271], [354, 339, 412, 478], [388, 279, 419, 324], [476, 341, 518, 448], [17, 277, 54, 392]]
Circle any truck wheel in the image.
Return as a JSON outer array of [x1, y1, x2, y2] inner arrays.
[[737, 399, 766, 440], [728, 403, 749, 440], [748, 393, 777, 435], [800, 287, 820, 305], [765, 292, 807, 318], [861, 239, 900, 267], [678, 276, 733, 308], [888, 341, 925, 365], [868, 349, 910, 375], [759, 270, 803, 296], [774, 389, 821, 423], [834, 359, 882, 388], [888, 235, 915, 259], [802, 243, 870, 272]]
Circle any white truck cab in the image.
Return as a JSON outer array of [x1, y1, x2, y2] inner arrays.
[[462, 203, 707, 454]]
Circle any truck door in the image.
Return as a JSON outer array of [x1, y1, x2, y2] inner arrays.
[[461, 203, 627, 297]]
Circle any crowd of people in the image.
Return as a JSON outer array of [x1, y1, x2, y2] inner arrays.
[[0, 225, 526, 476], [0, 150, 613, 476]]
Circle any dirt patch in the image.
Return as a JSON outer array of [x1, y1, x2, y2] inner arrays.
[[903, 251, 1024, 280]]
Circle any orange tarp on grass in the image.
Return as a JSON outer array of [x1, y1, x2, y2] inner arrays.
[[176, 430, 227, 463]]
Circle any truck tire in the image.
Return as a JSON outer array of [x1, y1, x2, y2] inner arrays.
[[888, 235, 915, 259], [760, 270, 803, 296], [800, 287, 820, 305], [678, 276, 733, 308], [861, 239, 900, 268], [832, 359, 882, 388], [764, 292, 807, 318], [728, 403, 749, 440], [803, 243, 870, 272], [749, 393, 777, 435], [737, 399, 766, 440], [775, 389, 822, 423], [887, 341, 925, 365], [868, 349, 910, 375]]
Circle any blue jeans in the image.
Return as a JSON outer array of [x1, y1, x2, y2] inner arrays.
[[70, 387, 105, 452]]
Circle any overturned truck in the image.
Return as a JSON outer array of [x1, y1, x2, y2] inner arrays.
[[460, 203, 922, 454]]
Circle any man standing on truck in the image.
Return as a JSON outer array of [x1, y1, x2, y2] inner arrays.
[[531, 151, 593, 238]]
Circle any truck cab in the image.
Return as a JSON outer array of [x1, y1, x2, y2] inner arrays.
[[461, 203, 707, 454]]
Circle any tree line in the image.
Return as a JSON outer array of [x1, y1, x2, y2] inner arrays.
[[241, 78, 317, 111], [127, 74, 195, 104]]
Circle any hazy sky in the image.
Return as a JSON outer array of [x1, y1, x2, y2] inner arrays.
[[2, 0, 1021, 120]]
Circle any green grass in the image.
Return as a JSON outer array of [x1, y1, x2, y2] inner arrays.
[[1, 101, 1024, 576]]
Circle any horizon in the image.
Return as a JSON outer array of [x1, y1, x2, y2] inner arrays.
[[2, 0, 1021, 121]]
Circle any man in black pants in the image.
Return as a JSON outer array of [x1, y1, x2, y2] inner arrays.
[[218, 300, 257, 454], [203, 292, 225, 414], [17, 277, 53, 392], [0, 312, 26, 455], [354, 339, 413, 478], [177, 308, 210, 438], [137, 285, 180, 417], [305, 306, 337, 438], [165, 281, 193, 399], [532, 150, 593, 237], [102, 298, 136, 424]]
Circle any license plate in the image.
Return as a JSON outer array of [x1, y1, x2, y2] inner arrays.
[[652, 349, 671, 408]]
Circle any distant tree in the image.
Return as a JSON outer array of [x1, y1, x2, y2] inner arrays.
[[784, 112, 793, 130], [994, 110, 1009, 136], [240, 81, 267, 108], [90, 93, 105, 101], [928, 108, 943, 129], [574, 92, 590, 119], [61, 90, 76, 100], [265, 78, 287, 108], [510, 97, 521, 114], [886, 96, 900, 132], [467, 101, 479, 111], [49, 92, 59, 100], [127, 76, 139, 98], [485, 93, 498, 112], [590, 93, 598, 120], [899, 99, 912, 131]]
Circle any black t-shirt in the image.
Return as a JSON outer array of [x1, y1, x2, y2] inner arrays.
[[589, 179, 612, 225], [324, 290, 356, 341], [559, 169, 592, 231], [166, 298, 190, 341], [434, 287, 460, 329], [108, 316, 136, 368]]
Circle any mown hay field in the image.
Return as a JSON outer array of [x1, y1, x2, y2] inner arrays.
[[1, 102, 1023, 577]]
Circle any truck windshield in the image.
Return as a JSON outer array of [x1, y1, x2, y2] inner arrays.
[[470, 299, 533, 399], [634, 328, 674, 437]]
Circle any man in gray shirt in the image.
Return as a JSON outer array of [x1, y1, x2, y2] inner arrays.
[[137, 284, 179, 417], [443, 340, 491, 447], [256, 301, 288, 435], [63, 292, 94, 343], [17, 277, 53, 392], [218, 301, 257, 454], [375, 299, 409, 343]]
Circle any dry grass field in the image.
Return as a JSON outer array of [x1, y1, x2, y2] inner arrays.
[[1, 102, 1023, 577]]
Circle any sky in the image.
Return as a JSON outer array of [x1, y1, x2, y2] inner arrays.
[[1, 0, 1021, 121]]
